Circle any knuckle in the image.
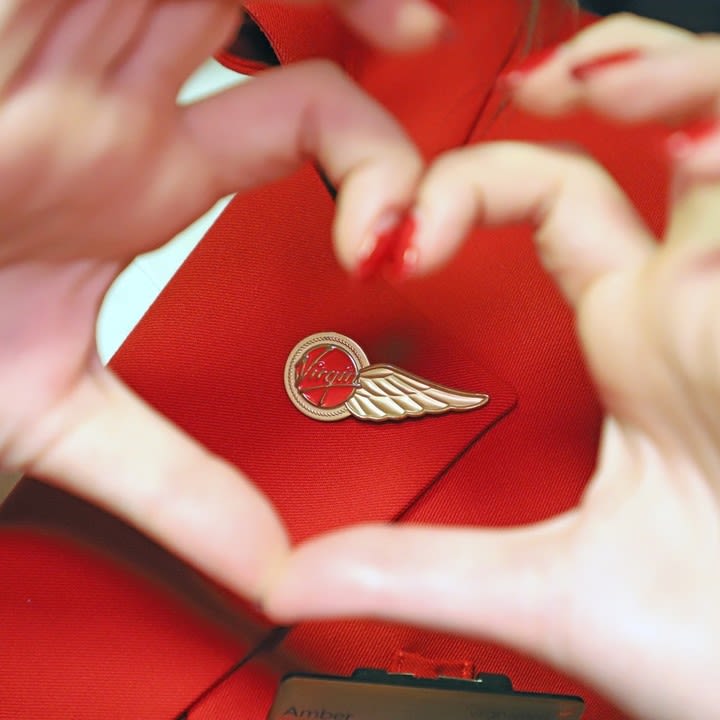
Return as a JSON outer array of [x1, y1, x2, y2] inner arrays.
[[558, 150, 607, 187], [605, 11, 644, 27], [595, 11, 657, 35], [429, 147, 469, 176], [297, 58, 347, 86], [577, 11, 691, 48], [576, 12, 645, 43]]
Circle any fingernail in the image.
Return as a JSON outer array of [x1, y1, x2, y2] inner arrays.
[[389, 213, 420, 281], [396, 1, 452, 45], [498, 45, 561, 92], [570, 50, 642, 81], [355, 210, 404, 281], [666, 118, 720, 158]]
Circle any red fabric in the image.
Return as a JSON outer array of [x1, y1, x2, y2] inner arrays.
[[0, 528, 254, 720], [111, 166, 516, 545], [0, 3, 671, 719], [238, 0, 528, 158]]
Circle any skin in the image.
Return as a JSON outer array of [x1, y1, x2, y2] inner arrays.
[[0, 0, 424, 601], [265, 15, 720, 720], [3, 5, 720, 719]]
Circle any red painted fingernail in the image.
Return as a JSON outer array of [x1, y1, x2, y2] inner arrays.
[[355, 211, 403, 281], [666, 118, 720, 157], [570, 50, 642, 81], [388, 213, 420, 281], [498, 45, 560, 91]]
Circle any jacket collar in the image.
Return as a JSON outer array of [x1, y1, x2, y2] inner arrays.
[[240, 1, 577, 156]]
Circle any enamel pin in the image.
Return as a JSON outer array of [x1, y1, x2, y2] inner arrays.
[[284, 332, 489, 423]]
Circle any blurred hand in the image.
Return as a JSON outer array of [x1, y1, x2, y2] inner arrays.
[[510, 12, 720, 179], [0, 0, 422, 601], [275, 0, 450, 49], [266, 15, 720, 720]]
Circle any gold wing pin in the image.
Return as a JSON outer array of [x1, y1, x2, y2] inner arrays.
[[285, 332, 489, 423]]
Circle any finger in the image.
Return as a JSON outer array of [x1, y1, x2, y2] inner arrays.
[[667, 180, 720, 246], [667, 120, 720, 181], [406, 142, 655, 306], [26, 366, 289, 601], [281, 0, 450, 51], [264, 519, 575, 664], [111, 0, 239, 95], [579, 177, 720, 448], [0, 0, 71, 93], [568, 38, 720, 123], [509, 13, 693, 117], [25, 0, 150, 78], [182, 60, 423, 273], [541, 39, 720, 125]]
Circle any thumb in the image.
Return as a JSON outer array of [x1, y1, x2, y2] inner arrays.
[[27, 366, 289, 602], [264, 518, 576, 663]]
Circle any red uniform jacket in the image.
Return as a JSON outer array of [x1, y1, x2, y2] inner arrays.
[[0, 2, 669, 718]]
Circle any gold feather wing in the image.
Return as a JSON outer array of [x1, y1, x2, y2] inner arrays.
[[346, 365, 489, 422]]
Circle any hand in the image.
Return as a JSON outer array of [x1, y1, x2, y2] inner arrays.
[[265, 16, 720, 720], [0, 1, 421, 602], [508, 13, 720, 180]]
